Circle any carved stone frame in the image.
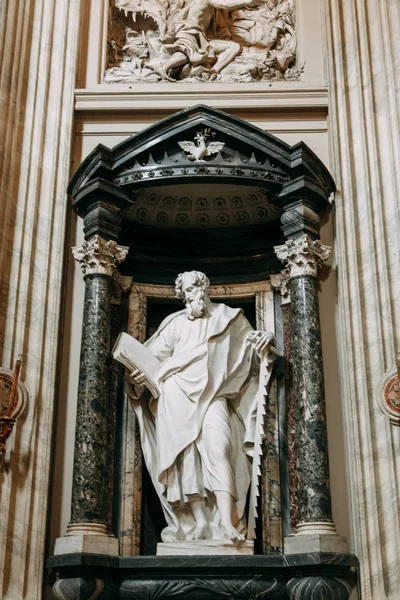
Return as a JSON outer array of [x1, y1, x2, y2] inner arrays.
[[119, 280, 282, 556]]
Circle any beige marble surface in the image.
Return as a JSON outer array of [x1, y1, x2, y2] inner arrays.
[[0, 0, 82, 598], [284, 533, 348, 554], [54, 534, 119, 556], [324, 1, 400, 598], [157, 540, 254, 555]]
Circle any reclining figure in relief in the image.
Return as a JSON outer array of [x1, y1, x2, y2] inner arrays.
[[153, 0, 261, 81], [125, 271, 276, 543], [106, 0, 299, 83]]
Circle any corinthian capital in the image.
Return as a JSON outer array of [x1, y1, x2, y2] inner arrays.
[[274, 235, 331, 278], [72, 235, 129, 276], [270, 269, 291, 305]]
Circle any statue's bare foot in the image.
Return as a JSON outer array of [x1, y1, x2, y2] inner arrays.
[[187, 525, 208, 541], [153, 66, 176, 82], [221, 523, 246, 543]]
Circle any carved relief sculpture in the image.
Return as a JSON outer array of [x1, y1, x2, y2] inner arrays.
[[115, 271, 276, 547], [105, 0, 300, 83]]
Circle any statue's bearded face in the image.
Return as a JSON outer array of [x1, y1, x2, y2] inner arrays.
[[181, 279, 207, 320]]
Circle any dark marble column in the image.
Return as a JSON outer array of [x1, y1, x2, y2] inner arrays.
[[70, 273, 113, 526], [275, 235, 341, 543], [290, 273, 331, 526], [56, 235, 128, 555], [271, 270, 298, 532]]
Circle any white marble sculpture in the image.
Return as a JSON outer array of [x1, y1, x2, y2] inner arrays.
[[105, 0, 299, 83], [178, 129, 225, 161], [124, 271, 276, 544]]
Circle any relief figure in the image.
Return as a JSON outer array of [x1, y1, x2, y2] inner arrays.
[[105, 0, 300, 83]]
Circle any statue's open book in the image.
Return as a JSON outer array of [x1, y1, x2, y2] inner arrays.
[[112, 332, 161, 398]]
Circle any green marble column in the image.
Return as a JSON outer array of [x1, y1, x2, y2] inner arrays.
[[290, 274, 331, 526], [65, 235, 128, 548], [275, 235, 337, 537], [71, 273, 113, 525]]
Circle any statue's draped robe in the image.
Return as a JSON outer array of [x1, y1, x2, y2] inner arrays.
[[130, 303, 260, 541]]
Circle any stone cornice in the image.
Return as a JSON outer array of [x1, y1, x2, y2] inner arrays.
[[74, 86, 329, 112]]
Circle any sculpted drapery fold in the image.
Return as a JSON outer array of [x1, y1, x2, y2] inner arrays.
[[105, 0, 299, 83], [124, 271, 276, 544]]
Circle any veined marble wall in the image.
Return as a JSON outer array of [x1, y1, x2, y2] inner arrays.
[[2, 0, 382, 597], [0, 1, 82, 599], [324, 1, 400, 598]]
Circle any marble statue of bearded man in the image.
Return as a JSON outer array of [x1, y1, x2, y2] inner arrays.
[[128, 271, 275, 543]]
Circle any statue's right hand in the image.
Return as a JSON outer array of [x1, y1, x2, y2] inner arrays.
[[129, 367, 147, 386]]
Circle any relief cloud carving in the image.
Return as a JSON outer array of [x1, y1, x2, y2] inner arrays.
[[105, 0, 300, 83]]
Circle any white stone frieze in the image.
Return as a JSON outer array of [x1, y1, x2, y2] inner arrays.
[[105, 0, 300, 83]]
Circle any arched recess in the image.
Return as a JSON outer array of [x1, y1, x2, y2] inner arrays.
[[68, 104, 335, 283], [64, 105, 336, 558]]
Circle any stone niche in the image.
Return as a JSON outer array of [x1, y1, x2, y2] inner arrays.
[[105, 0, 301, 83], [48, 107, 357, 600]]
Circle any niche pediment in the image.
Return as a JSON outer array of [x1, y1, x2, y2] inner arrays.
[[68, 106, 335, 283], [69, 105, 334, 226]]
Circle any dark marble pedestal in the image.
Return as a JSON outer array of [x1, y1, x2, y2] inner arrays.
[[47, 552, 357, 599]]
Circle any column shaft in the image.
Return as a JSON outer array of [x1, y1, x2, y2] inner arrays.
[[54, 235, 128, 554], [274, 235, 344, 549], [290, 274, 332, 525], [71, 274, 113, 526]]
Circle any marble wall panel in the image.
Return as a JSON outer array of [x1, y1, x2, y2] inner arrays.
[[324, 1, 400, 597], [0, 0, 82, 598]]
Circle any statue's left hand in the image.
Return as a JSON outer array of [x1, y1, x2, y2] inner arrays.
[[129, 367, 147, 386], [248, 330, 276, 357]]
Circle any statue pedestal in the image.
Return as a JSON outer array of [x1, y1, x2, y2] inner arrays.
[[47, 553, 358, 599], [157, 540, 254, 556], [284, 533, 348, 555]]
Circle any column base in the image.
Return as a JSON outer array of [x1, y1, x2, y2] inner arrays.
[[285, 521, 347, 554], [54, 523, 119, 556], [285, 534, 348, 554]]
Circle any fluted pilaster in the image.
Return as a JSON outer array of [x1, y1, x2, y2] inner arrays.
[[0, 1, 82, 598], [324, 1, 400, 597]]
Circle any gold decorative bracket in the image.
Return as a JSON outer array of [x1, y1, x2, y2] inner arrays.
[[0, 358, 26, 453], [379, 352, 400, 426]]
